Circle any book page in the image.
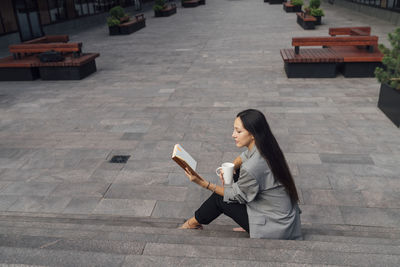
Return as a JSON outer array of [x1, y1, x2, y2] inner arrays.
[[172, 144, 197, 171]]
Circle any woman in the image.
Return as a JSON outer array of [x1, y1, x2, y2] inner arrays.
[[180, 109, 302, 240]]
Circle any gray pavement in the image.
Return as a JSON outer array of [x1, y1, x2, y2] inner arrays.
[[0, 0, 400, 265]]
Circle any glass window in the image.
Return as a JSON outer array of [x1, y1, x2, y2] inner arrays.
[[0, 0, 18, 33]]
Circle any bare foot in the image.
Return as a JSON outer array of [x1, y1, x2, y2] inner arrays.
[[179, 217, 203, 230], [233, 227, 246, 232]]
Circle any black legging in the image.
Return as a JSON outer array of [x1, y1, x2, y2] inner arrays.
[[194, 169, 249, 232]]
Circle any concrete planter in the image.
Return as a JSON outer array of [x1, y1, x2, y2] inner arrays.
[[108, 26, 120, 36], [155, 5, 177, 17], [378, 83, 400, 127], [296, 13, 316, 30], [314, 16, 322, 25], [283, 4, 302, 13]]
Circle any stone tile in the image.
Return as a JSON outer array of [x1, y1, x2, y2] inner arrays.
[[329, 175, 400, 192], [0, 246, 125, 267], [361, 191, 400, 209], [285, 153, 322, 165], [93, 199, 156, 216], [0, 182, 58, 196], [62, 196, 101, 214], [0, 195, 19, 211], [50, 182, 110, 197], [104, 184, 187, 202], [151, 201, 202, 219], [319, 153, 374, 165], [88, 169, 120, 183], [301, 189, 366, 207], [340, 206, 400, 228], [114, 171, 168, 185], [300, 205, 345, 225], [7, 196, 71, 213]]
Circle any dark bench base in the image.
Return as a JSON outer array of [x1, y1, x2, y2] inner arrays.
[[264, 0, 269, 2], [284, 4, 302, 13], [314, 16, 322, 25], [297, 15, 315, 30], [155, 6, 177, 17], [39, 60, 97, 80], [270, 0, 283, 4], [284, 62, 338, 78], [182, 0, 199, 7], [120, 20, 146, 35], [199, 0, 205, 4], [378, 83, 400, 127], [340, 62, 383, 77], [0, 67, 40, 81]]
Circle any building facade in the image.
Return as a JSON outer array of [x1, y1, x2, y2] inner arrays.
[[0, 0, 138, 41]]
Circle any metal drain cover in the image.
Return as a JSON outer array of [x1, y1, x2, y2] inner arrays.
[[109, 155, 130, 163]]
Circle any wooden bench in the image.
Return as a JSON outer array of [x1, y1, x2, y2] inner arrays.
[[118, 14, 146, 35], [0, 53, 99, 81], [292, 36, 378, 54], [9, 42, 82, 59], [23, 35, 69, 44], [329, 27, 371, 37], [281, 35, 383, 78]]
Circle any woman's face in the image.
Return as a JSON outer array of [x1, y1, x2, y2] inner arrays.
[[232, 117, 255, 149]]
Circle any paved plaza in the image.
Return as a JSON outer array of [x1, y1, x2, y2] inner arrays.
[[0, 0, 399, 265]]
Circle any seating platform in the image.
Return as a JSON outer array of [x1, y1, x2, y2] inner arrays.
[[281, 48, 343, 78], [280, 31, 383, 78], [0, 53, 99, 81]]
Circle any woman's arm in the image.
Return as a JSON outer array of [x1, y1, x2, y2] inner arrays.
[[233, 156, 242, 171], [184, 168, 224, 196]]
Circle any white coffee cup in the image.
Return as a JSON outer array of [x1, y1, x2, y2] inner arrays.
[[216, 162, 234, 185]]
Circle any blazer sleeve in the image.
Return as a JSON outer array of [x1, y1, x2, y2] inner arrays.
[[223, 167, 259, 204]]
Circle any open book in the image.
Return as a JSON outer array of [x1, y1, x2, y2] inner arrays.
[[172, 144, 199, 177]]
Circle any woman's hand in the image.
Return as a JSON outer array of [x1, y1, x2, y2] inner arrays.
[[219, 170, 225, 186], [184, 167, 204, 185]]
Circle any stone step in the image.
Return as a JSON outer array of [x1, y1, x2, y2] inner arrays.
[[1, 235, 399, 266], [1, 213, 400, 266], [142, 243, 400, 266], [1, 226, 400, 256], [0, 246, 341, 267], [1, 212, 400, 240]]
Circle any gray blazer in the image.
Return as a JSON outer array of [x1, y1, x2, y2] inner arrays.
[[224, 146, 302, 240]]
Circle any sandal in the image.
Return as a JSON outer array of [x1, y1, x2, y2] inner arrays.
[[179, 218, 203, 230]]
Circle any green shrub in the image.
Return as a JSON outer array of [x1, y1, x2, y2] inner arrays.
[[154, 0, 166, 10], [310, 8, 324, 16], [107, 17, 120, 27], [375, 28, 400, 90], [309, 0, 320, 9], [291, 0, 304, 6], [109, 6, 125, 20]]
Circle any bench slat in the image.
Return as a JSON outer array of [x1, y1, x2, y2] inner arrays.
[[329, 27, 371, 36], [292, 36, 378, 47], [9, 43, 82, 54], [280, 48, 343, 63]]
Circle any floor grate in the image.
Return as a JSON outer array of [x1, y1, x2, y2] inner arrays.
[[109, 155, 130, 163]]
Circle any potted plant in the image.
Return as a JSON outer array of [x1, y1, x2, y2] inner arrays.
[[154, 0, 177, 17], [107, 6, 130, 35], [375, 28, 400, 127], [310, 8, 324, 25], [296, 7, 316, 30], [308, 0, 324, 25], [284, 0, 303, 13], [107, 17, 121, 35]]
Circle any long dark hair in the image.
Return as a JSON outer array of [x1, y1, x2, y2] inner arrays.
[[237, 109, 299, 203]]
